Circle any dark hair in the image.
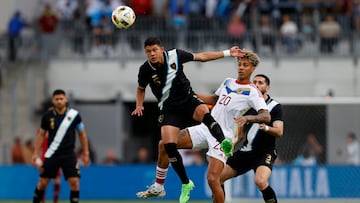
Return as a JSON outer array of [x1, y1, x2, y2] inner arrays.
[[144, 37, 162, 47], [254, 74, 270, 85], [348, 132, 357, 140], [52, 89, 66, 97]]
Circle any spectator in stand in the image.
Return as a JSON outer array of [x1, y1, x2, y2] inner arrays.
[[299, 133, 324, 164], [11, 137, 25, 164], [318, 14, 341, 54], [354, 0, 360, 32], [56, 0, 78, 34], [91, 14, 115, 57], [280, 14, 299, 54], [252, 14, 276, 53], [346, 132, 360, 166], [7, 10, 27, 62], [23, 139, 35, 164], [128, 0, 153, 16], [227, 12, 246, 48], [102, 148, 121, 165], [132, 146, 153, 164], [38, 3, 59, 59]]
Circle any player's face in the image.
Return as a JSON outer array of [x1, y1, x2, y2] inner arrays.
[[253, 76, 269, 95], [145, 44, 164, 64], [52, 94, 68, 110], [237, 58, 255, 82]]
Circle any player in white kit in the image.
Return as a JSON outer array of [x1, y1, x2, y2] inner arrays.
[[137, 49, 271, 203]]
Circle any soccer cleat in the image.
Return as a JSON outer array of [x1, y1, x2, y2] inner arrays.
[[136, 184, 166, 199], [179, 180, 195, 203], [221, 139, 233, 157]]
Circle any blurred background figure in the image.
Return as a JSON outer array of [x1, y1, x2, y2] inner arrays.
[[280, 14, 299, 54], [23, 139, 34, 164], [179, 149, 205, 166], [346, 132, 360, 166], [227, 12, 246, 48], [132, 146, 152, 164], [297, 133, 324, 164], [11, 137, 25, 164], [318, 14, 341, 54], [38, 3, 59, 59], [102, 148, 121, 165], [7, 10, 27, 62], [293, 147, 317, 166]]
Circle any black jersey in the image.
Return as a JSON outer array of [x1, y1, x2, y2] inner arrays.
[[240, 96, 283, 152], [40, 108, 82, 157], [138, 49, 195, 112]]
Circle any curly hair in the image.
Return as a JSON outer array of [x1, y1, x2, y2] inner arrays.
[[237, 49, 260, 67]]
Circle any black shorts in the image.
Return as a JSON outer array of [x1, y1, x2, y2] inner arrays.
[[226, 149, 277, 176], [159, 96, 203, 129], [40, 153, 80, 180]]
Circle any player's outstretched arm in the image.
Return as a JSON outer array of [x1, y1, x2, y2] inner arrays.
[[193, 46, 243, 62], [196, 93, 218, 105]]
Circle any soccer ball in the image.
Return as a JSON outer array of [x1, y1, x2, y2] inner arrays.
[[111, 6, 136, 29]]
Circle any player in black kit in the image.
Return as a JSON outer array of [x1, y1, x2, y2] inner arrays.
[[132, 37, 243, 203], [32, 89, 90, 203], [220, 74, 284, 203]]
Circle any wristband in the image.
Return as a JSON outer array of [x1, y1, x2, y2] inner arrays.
[[223, 50, 230, 57], [264, 125, 269, 132]]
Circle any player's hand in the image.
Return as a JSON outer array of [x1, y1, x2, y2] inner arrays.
[[259, 123, 267, 131], [229, 46, 245, 57], [31, 154, 42, 168], [234, 116, 248, 127], [131, 106, 144, 116]]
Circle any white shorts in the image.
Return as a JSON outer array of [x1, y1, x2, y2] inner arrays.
[[188, 123, 228, 164]]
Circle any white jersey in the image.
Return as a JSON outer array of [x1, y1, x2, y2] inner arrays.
[[188, 78, 268, 163], [211, 78, 268, 139]]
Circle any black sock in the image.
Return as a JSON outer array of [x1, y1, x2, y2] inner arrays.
[[202, 113, 225, 143], [70, 190, 79, 203], [33, 187, 45, 203], [164, 143, 189, 184], [261, 186, 277, 203]]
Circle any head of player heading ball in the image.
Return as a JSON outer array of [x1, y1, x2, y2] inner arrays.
[[111, 6, 136, 29]]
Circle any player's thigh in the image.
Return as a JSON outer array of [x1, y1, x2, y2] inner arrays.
[[207, 156, 225, 180], [189, 123, 227, 163], [60, 155, 80, 180], [220, 164, 238, 184], [161, 125, 180, 143], [193, 103, 210, 121], [177, 129, 193, 149]]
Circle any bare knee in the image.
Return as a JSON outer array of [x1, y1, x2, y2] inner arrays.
[[254, 176, 268, 190], [68, 177, 79, 190], [207, 172, 220, 189], [37, 178, 50, 190]]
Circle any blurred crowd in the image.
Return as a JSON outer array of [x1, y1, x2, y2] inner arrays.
[[4, 0, 360, 60]]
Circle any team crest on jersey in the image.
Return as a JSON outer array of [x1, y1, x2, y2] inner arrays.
[[50, 118, 55, 129], [236, 88, 250, 95], [158, 115, 164, 123], [152, 74, 161, 86], [170, 63, 176, 70]]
